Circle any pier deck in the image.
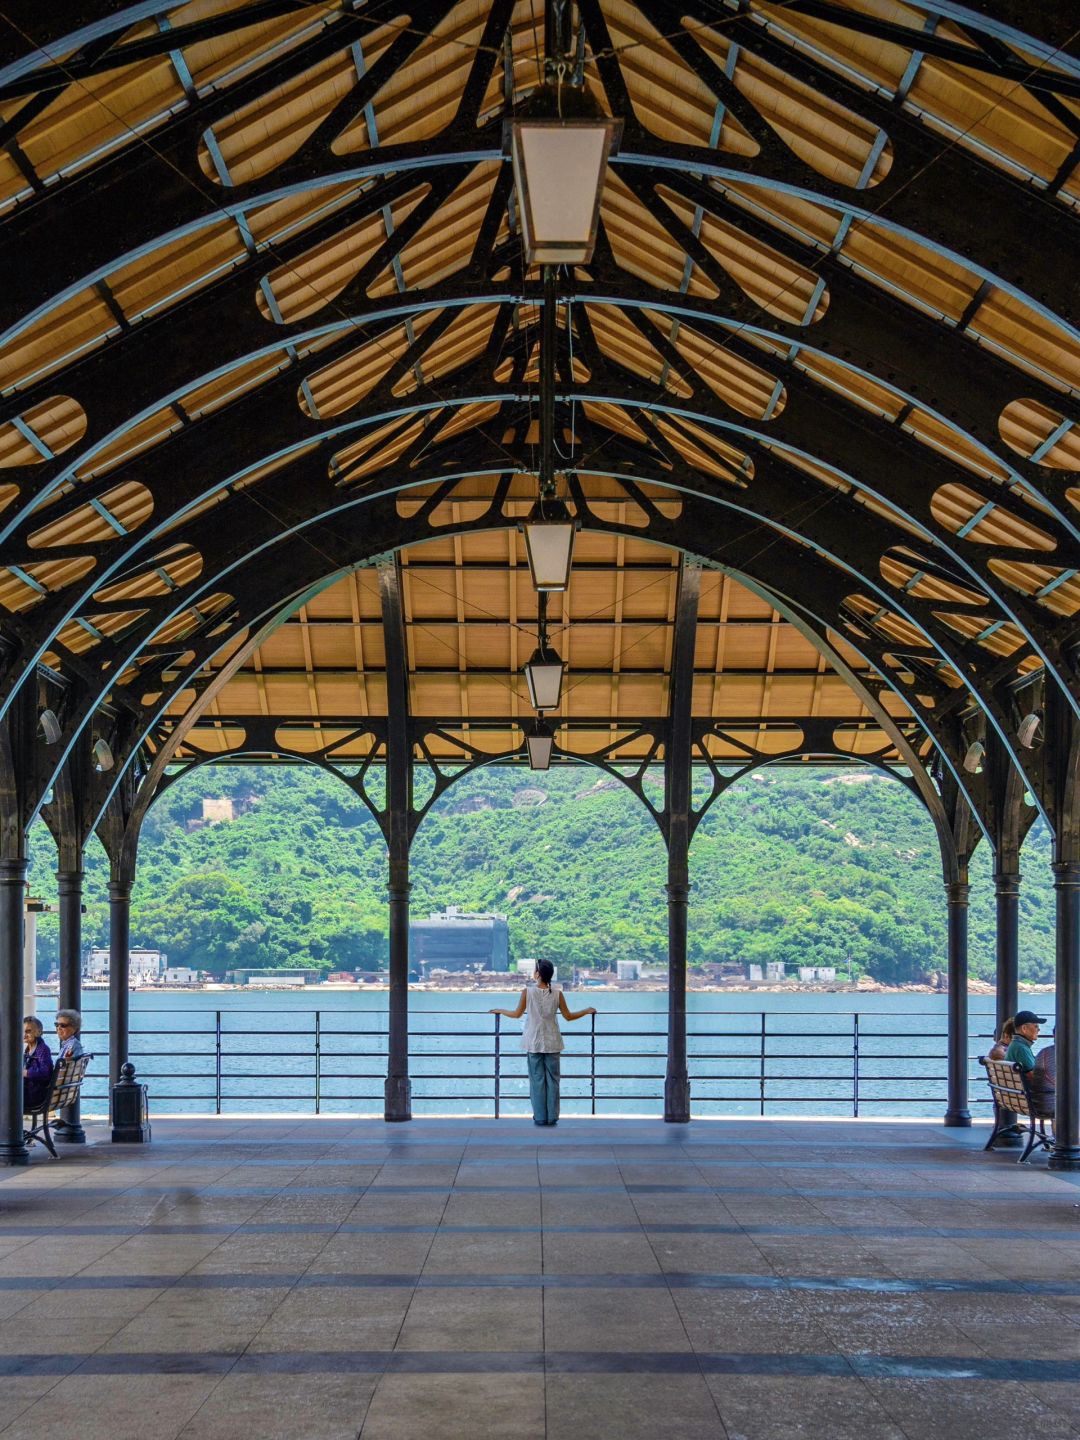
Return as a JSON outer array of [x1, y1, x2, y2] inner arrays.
[[1, 1118, 1079, 1439]]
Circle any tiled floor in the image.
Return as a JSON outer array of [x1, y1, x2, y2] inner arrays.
[[1, 1117, 1079, 1438]]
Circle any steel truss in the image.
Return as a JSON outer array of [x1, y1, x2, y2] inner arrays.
[[1, 0, 1079, 1155]]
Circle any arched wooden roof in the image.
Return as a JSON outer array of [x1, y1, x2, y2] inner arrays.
[[1, 0, 1078, 816]]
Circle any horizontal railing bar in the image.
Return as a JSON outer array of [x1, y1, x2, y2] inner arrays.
[[65, 1000, 1033, 1118]]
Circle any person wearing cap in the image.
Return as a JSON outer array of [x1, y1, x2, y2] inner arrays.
[[1004, 1010, 1047, 1072]]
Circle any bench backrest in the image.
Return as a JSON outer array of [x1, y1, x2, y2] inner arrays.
[[980, 1056, 1031, 1115], [47, 1053, 91, 1111]]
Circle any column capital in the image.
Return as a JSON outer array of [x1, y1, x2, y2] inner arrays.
[[56, 865, 85, 887], [945, 880, 971, 905], [0, 858, 28, 886], [1051, 860, 1080, 889], [108, 880, 132, 902], [665, 882, 691, 902], [993, 870, 1021, 893]]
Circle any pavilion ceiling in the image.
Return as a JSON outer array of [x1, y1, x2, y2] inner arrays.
[[0, 0, 1078, 817], [175, 522, 919, 766]]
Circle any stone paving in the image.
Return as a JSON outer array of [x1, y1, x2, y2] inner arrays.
[[0, 1117, 1079, 1439]]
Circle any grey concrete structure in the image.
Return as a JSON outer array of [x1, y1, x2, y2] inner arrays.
[[1, 1117, 1079, 1438]]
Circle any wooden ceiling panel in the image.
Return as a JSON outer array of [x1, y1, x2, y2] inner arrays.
[[4, 0, 1069, 782]]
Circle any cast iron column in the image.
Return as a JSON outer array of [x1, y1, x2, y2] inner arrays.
[[1049, 860, 1080, 1170], [385, 854, 412, 1121], [380, 557, 412, 1122], [664, 558, 699, 1124], [57, 865, 86, 1142], [993, 868, 1020, 1041], [944, 879, 971, 1126], [665, 862, 691, 1123], [108, 880, 131, 1089], [0, 859, 29, 1165]]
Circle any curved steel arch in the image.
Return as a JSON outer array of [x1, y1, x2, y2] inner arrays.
[[2, 370, 1057, 715], [9, 424, 1043, 863], [0, 5, 1074, 832], [17, 424, 1058, 833], [1, 0, 1076, 800], [4, 0, 1079, 336], [63, 496, 975, 846]]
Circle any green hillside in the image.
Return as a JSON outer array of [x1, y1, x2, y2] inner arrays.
[[26, 762, 1055, 984]]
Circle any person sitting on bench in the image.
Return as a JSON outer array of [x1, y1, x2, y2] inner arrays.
[[22, 1016, 53, 1114], [987, 1017, 1015, 1061], [50, 1010, 84, 1137], [1004, 1010, 1046, 1073], [53, 1010, 84, 1060], [1030, 1029, 1056, 1116]]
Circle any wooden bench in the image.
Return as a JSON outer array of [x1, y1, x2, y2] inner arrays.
[[24, 1053, 92, 1158], [979, 1056, 1053, 1163]]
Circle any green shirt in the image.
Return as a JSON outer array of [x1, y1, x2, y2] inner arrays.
[[1005, 1035, 1035, 1071]]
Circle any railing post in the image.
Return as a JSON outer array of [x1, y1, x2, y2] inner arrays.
[[853, 1012, 860, 1118], [493, 1013, 501, 1119], [214, 1010, 222, 1116], [315, 1009, 321, 1116], [759, 1012, 766, 1116], [590, 1010, 596, 1117]]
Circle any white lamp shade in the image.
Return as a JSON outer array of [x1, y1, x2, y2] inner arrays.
[[93, 737, 114, 772], [526, 723, 554, 771], [510, 118, 620, 265], [1017, 712, 1041, 748], [524, 646, 564, 711], [962, 740, 984, 774], [522, 510, 576, 591], [39, 708, 61, 744]]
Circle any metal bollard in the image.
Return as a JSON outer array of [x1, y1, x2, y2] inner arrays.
[[111, 1062, 152, 1144]]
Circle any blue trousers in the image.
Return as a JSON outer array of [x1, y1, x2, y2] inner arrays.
[[527, 1051, 560, 1124]]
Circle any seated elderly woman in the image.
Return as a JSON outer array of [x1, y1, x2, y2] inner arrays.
[[49, 1010, 85, 1138], [22, 1016, 53, 1114], [53, 1009, 84, 1060]]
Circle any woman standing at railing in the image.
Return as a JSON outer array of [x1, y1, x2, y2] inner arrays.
[[490, 960, 596, 1127]]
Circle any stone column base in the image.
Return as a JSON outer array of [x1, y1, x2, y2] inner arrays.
[[943, 1109, 972, 1127], [384, 1076, 412, 1123], [664, 1075, 690, 1124]]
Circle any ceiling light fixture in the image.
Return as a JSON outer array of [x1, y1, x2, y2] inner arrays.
[[92, 737, 114, 772], [526, 718, 555, 771], [962, 739, 985, 774], [521, 483, 577, 591], [523, 592, 565, 712], [506, 3, 621, 275]]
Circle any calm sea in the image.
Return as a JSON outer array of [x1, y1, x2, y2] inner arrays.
[[35, 987, 1054, 1121]]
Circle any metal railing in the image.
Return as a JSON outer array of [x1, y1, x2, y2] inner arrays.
[[58, 1004, 1033, 1118]]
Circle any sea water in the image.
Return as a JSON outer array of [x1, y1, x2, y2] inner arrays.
[[34, 987, 1054, 1120]]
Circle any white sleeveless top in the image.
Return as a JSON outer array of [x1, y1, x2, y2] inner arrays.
[[521, 984, 563, 1054]]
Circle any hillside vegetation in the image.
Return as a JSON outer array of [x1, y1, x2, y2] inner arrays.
[[27, 762, 1055, 984]]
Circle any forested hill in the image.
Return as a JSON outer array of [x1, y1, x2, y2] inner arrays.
[[27, 763, 1055, 984]]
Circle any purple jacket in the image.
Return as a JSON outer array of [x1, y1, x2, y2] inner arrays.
[[23, 1039, 53, 1111]]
